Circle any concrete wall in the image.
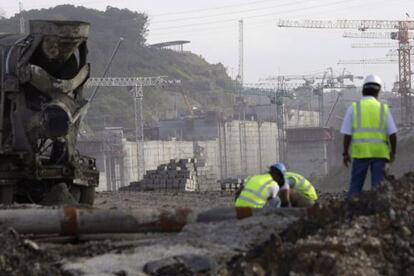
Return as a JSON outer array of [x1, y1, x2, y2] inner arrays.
[[286, 110, 320, 128], [198, 140, 220, 178], [158, 116, 219, 140], [219, 120, 278, 179], [286, 141, 328, 181], [84, 120, 280, 191], [123, 140, 194, 186], [79, 115, 327, 191]]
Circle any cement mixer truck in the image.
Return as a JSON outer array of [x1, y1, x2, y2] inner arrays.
[[0, 20, 98, 204]]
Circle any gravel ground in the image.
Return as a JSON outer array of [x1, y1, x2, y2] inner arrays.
[[95, 190, 235, 210], [0, 173, 412, 275], [224, 173, 414, 276], [0, 191, 237, 276]]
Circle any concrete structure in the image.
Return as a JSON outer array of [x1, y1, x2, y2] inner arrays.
[[78, 120, 279, 191], [285, 127, 335, 180], [78, 105, 329, 191]]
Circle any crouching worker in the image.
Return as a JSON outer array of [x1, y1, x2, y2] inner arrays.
[[285, 171, 318, 207], [235, 163, 290, 208]]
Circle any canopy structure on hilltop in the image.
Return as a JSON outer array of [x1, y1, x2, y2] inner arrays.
[[150, 40, 190, 52]]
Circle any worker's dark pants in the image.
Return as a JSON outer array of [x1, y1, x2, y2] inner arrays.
[[348, 158, 387, 198], [290, 190, 315, 207]]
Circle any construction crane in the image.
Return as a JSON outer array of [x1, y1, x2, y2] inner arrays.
[[181, 92, 194, 116], [85, 76, 181, 181], [386, 49, 414, 57], [236, 19, 247, 176], [264, 68, 362, 126], [19, 1, 24, 34], [343, 31, 414, 40], [278, 18, 414, 126], [351, 42, 399, 48], [242, 80, 296, 163], [338, 58, 398, 64]]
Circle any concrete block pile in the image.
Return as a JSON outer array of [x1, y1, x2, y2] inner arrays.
[[196, 166, 220, 191], [122, 158, 216, 192], [219, 178, 243, 191]]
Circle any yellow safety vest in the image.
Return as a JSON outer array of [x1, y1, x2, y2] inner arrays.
[[286, 171, 318, 201], [235, 173, 276, 208], [351, 98, 390, 160]]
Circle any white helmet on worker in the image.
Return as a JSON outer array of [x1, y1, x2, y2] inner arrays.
[[363, 74, 382, 89]]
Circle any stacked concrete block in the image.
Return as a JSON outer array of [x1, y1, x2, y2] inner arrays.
[[196, 165, 219, 191], [122, 158, 203, 192], [219, 178, 243, 192]]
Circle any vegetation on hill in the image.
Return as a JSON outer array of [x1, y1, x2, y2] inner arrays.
[[0, 5, 235, 132]]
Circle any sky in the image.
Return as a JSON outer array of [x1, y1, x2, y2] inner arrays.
[[2, 0, 414, 89]]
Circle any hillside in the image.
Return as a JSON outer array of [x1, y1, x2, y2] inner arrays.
[[0, 5, 235, 132]]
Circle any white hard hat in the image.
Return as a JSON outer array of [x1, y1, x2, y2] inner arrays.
[[363, 74, 382, 88]]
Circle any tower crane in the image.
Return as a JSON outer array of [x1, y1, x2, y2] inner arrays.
[[85, 76, 181, 181], [343, 31, 414, 40], [264, 68, 362, 126], [338, 58, 398, 64], [278, 18, 414, 126], [236, 81, 297, 163], [386, 49, 414, 57], [351, 42, 399, 48]]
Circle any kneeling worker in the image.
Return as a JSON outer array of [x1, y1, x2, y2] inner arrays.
[[235, 163, 290, 208], [285, 170, 318, 207]]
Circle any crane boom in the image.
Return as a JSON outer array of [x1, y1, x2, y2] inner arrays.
[[278, 17, 414, 125], [338, 58, 397, 64], [386, 49, 414, 57], [243, 82, 306, 92], [351, 42, 398, 48], [85, 77, 181, 87], [278, 19, 414, 30], [343, 31, 414, 40]]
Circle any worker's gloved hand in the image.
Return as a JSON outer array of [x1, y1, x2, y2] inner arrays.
[[264, 197, 281, 210]]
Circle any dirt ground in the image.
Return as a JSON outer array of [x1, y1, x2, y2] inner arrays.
[[94, 190, 235, 211], [0, 173, 413, 275], [224, 173, 414, 276], [0, 191, 238, 276]]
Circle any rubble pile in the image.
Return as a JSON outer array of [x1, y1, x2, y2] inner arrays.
[[226, 173, 414, 275], [0, 227, 61, 276], [121, 158, 217, 192]]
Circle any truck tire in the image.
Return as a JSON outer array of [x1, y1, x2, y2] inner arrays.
[[0, 185, 14, 204], [79, 186, 95, 205]]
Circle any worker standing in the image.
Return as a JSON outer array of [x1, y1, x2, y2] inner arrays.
[[285, 171, 318, 207], [235, 163, 290, 208], [340, 74, 397, 197]]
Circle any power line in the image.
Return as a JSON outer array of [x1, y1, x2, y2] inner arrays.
[[149, 0, 401, 38], [152, 0, 292, 17], [3, 0, 286, 16], [151, 0, 309, 24], [149, 0, 358, 32], [148, 0, 392, 41]]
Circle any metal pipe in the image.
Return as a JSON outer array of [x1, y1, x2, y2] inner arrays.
[[0, 206, 308, 235]]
